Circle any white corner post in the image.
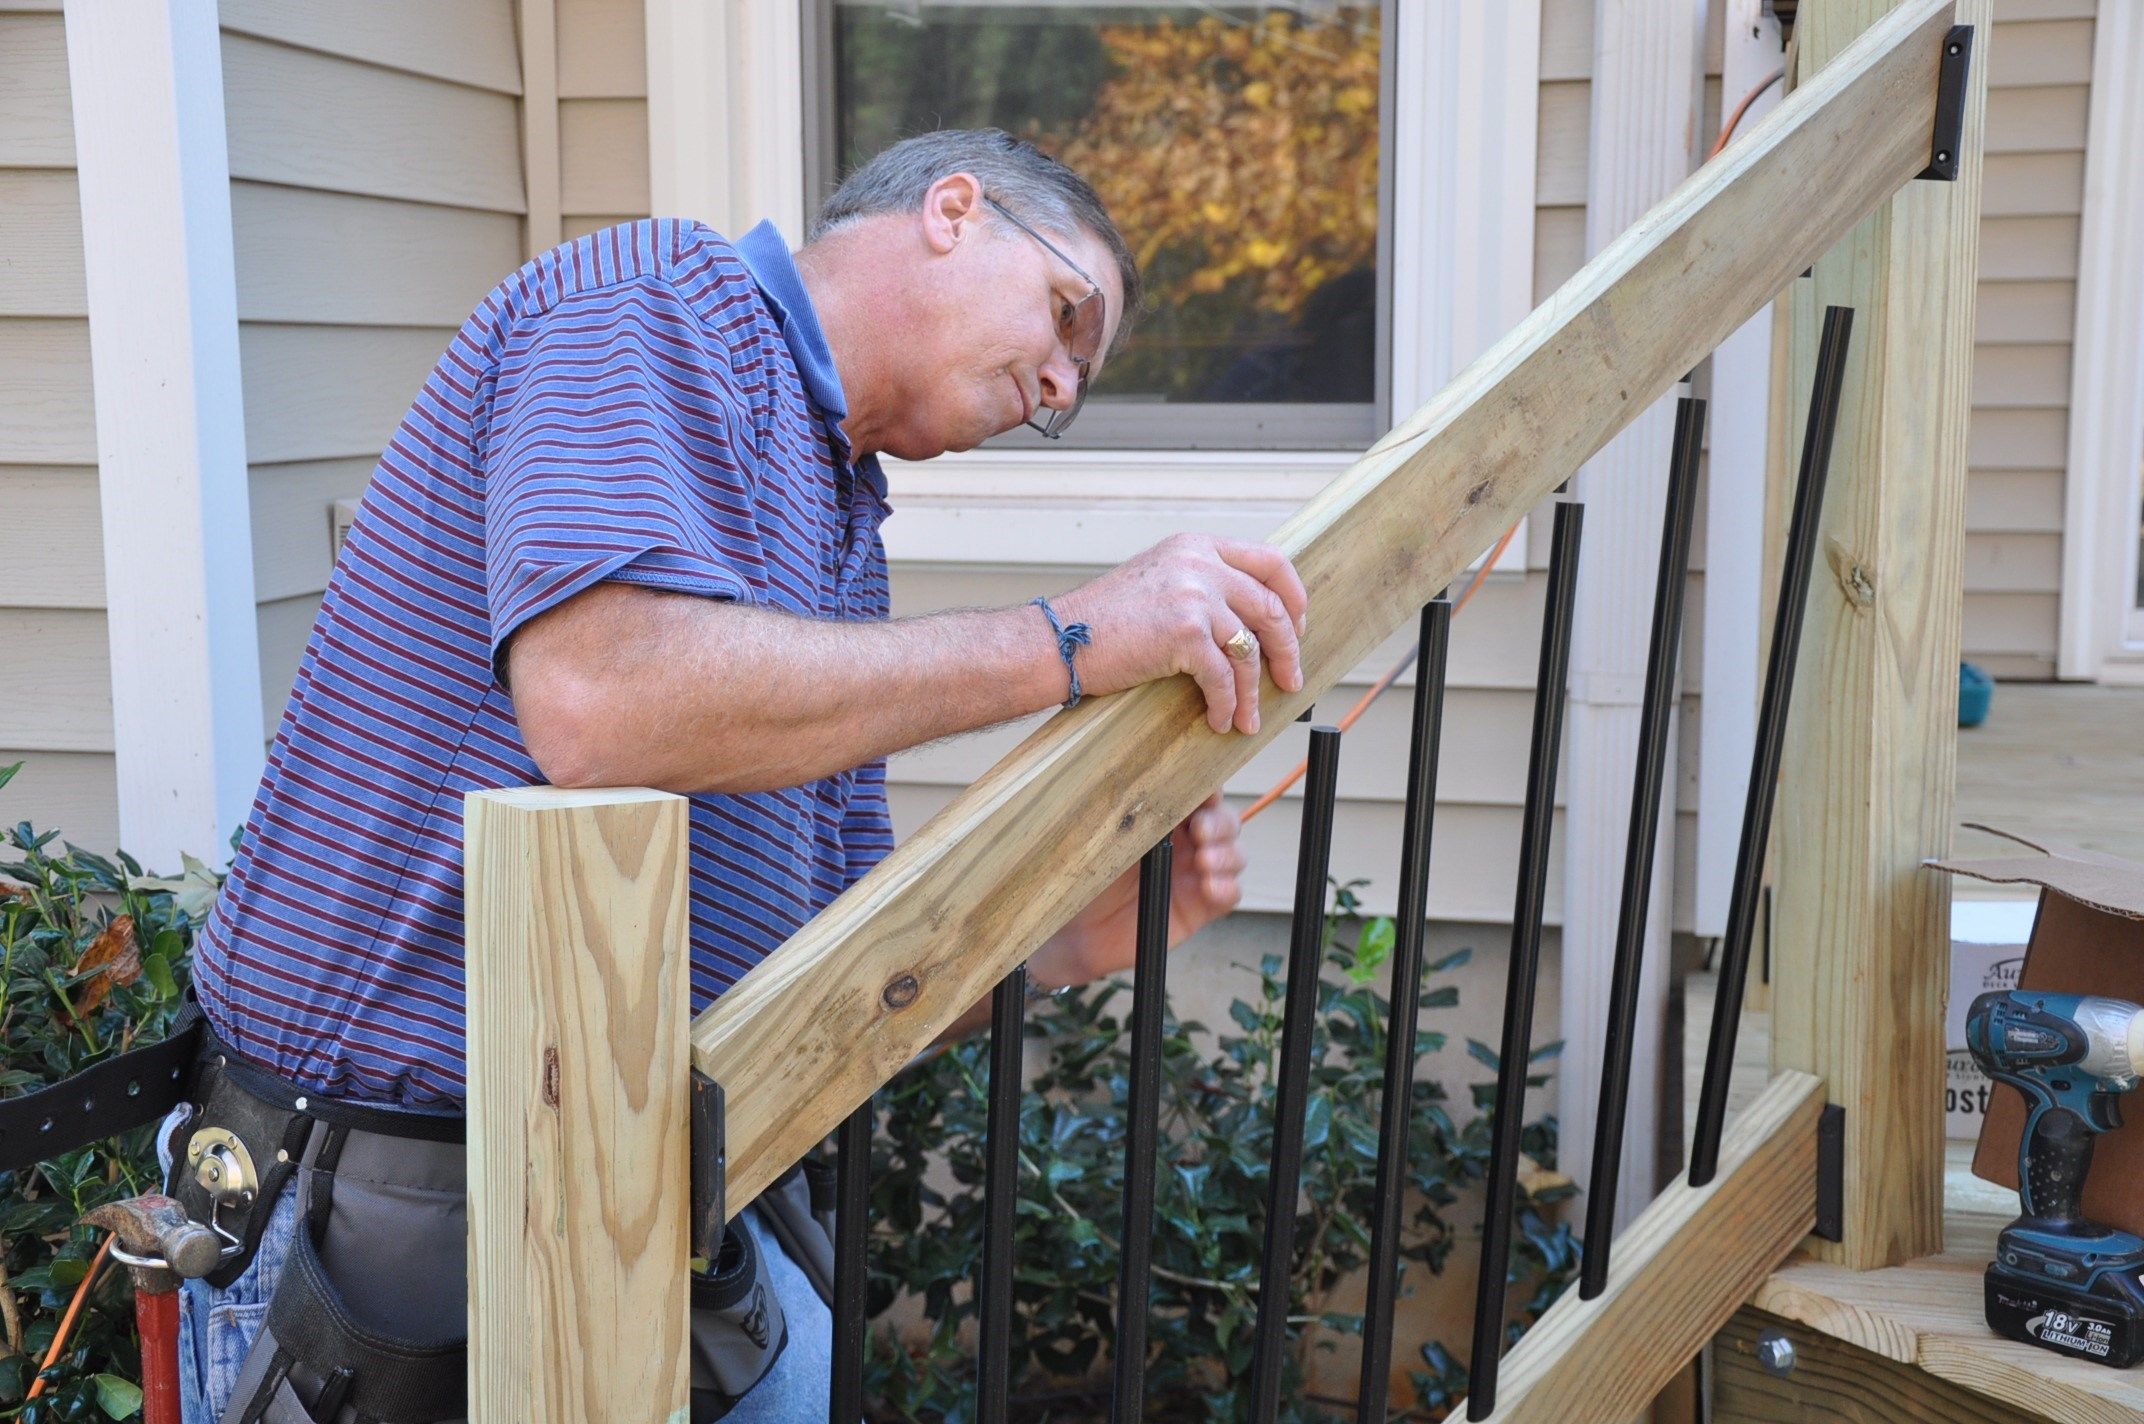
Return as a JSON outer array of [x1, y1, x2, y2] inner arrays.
[[1696, 1, 1788, 935], [2057, 0, 2144, 684], [1388, 2, 1540, 416], [1557, 0, 1709, 1232], [64, 0, 263, 871], [646, 0, 805, 243], [1389, 0, 1539, 576]]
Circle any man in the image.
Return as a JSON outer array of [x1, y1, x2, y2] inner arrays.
[[174, 129, 1307, 1422]]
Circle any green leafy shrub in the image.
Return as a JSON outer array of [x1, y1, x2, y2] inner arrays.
[[0, 763, 215, 1422], [862, 880, 1578, 1422]]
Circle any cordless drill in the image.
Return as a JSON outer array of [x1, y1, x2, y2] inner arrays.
[[1967, 989, 2144, 1367]]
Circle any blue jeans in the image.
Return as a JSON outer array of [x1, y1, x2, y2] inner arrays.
[[177, 1194, 837, 1423]]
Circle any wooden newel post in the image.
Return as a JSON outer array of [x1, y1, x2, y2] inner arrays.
[[1769, 0, 1988, 1271], [465, 787, 694, 1423]]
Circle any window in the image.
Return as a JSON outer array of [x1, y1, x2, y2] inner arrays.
[[808, 1, 1393, 450]]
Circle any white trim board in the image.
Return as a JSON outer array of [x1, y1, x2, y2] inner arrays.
[[645, 0, 805, 243], [1697, 0, 1790, 936], [1556, 0, 1711, 1238], [62, 0, 263, 870], [2057, 0, 2144, 682], [649, 0, 1538, 573]]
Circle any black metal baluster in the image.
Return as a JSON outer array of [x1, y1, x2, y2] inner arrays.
[[1468, 501, 1584, 1420], [1109, 837, 1174, 1423], [978, 963, 1027, 1424], [1579, 397, 1706, 1298], [831, 1098, 873, 1423], [1248, 726, 1344, 1422], [1357, 599, 1453, 1423], [1689, 305, 1855, 1188]]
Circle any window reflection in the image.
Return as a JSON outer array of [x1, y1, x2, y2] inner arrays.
[[830, 3, 1383, 413]]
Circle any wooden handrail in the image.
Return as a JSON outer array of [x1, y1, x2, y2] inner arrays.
[[689, 0, 1964, 1215]]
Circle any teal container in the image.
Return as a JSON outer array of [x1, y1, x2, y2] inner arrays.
[[1959, 661, 1993, 728]]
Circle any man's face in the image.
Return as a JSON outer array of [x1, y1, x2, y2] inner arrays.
[[888, 178, 1125, 460]]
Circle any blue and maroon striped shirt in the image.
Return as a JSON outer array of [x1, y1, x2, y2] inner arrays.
[[194, 220, 894, 1108]]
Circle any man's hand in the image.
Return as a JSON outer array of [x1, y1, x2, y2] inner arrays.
[[1054, 535, 1308, 736], [935, 794, 1246, 1044], [1033, 793, 1247, 986]]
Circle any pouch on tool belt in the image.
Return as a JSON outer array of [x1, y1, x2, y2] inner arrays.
[[218, 1165, 818, 1423]]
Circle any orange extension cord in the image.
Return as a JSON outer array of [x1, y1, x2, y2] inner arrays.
[[24, 1235, 112, 1401], [1238, 520, 1518, 826]]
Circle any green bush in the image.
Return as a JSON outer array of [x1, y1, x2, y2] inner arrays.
[[861, 880, 1577, 1423], [0, 763, 216, 1423]]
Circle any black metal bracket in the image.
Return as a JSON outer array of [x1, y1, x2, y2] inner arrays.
[[1917, 26, 1974, 182], [689, 1069, 726, 1263], [1813, 1103, 1846, 1241]]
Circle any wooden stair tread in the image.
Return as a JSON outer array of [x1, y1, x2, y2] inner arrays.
[[1751, 1145, 2144, 1424]]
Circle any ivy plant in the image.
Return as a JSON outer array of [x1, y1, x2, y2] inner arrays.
[[861, 879, 1578, 1422]]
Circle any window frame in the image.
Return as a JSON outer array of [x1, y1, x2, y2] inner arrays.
[[646, 0, 1539, 569], [806, 0, 1394, 453], [2054, 0, 2144, 682]]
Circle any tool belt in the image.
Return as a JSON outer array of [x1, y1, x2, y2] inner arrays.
[[0, 1008, 823, 1422]]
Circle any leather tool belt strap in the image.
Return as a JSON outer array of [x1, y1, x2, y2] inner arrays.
[[0, 1007, 205, 1172]]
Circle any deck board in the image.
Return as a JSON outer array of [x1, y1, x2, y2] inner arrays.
[[1954, 683, 2144, 875], [1751, 1147, 2144, 1424]]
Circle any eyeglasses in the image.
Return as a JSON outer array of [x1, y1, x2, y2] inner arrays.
[[984, 195, 1106, 439]]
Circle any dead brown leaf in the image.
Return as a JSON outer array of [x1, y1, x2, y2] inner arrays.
[[69, 913, 141, 1019]]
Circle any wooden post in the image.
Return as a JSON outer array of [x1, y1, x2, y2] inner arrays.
[[1767, 0, 1986, 1270], [466, 787, 693, 1424]]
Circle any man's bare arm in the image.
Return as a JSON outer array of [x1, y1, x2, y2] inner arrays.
[[512, 587, 1070, 792], [508, 534, 1310, 795]]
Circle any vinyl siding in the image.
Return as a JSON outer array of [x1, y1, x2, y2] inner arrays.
[[554, 0, 649, 240], [1968, 3, 2097, 678], [217, 2, 526, 729], [0, 10, 113, 841]]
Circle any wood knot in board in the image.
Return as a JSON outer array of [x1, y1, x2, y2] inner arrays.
[[1118, 812, 1136, 833], [1465, 480, 1491, 506], [542, 1046, 560, 1107], [882, 973, 921, 1010], [1824, 536, 1876, 608]]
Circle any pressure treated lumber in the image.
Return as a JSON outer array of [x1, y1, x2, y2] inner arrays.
[[693, 0, 1964, 1212], [466, 787, 692, 1424], [1768, 0, 1988, 1270], [1714, 1310, 2048, 1424], [1457, 1071, 1823, 1422], [1751, 1177, 2144, 1424]]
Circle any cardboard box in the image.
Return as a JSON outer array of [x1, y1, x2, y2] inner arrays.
[[1929, 826, 2144, 1236], [1946, 898, 2033, 1139]]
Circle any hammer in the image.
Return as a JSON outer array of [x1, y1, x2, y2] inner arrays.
[[83, 1195, 223, 1424]]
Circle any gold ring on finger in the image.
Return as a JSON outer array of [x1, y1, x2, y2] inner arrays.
[[1224, 628, 1259, 662]]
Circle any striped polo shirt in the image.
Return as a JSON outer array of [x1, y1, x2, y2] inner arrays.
[[193, 219, 894, 1109]]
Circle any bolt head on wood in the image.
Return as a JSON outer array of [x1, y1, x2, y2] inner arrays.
[[1756, 1329, 1796, 1377]]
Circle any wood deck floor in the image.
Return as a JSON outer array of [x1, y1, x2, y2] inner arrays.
[[1953, 682, 2144, 877]]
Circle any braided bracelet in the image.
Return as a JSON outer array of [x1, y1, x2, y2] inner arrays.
[[1031, 596, 1092, 709]]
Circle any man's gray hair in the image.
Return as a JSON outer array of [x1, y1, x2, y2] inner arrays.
[[812, 128, 1142, 350]]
